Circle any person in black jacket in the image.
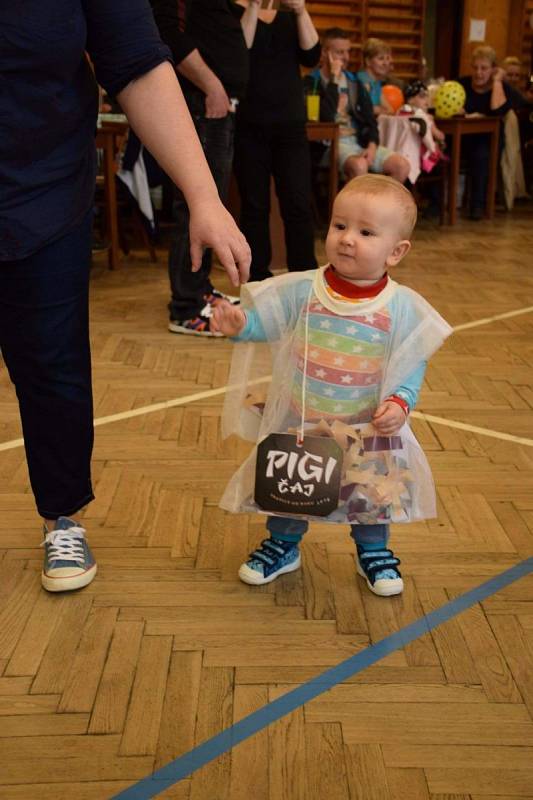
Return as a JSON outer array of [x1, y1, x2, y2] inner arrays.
[[458, 45, 523, 220], [233, 0, 320, 282], [0, 0, 250, 592], [151, 0, 250, 335], [304, 29, 410, 184]]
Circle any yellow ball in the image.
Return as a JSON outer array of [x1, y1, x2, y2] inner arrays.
[[434, 81, 466, 119]]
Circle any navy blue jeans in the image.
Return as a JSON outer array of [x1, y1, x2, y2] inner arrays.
[[168, 90, 236, 320], [267, 516, 390, 550], [0, 211, 94, 519]]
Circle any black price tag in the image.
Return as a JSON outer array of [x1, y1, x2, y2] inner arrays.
[[254, 433, 342, 516]]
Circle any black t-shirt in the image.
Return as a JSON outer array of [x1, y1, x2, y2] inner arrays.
[[235, 9, 321, 126], [150, 0, 249, 99], [0, 0, 171, 261], [458, 76, 518, 116]]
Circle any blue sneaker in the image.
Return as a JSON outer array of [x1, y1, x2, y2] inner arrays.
[[356, 546, 403, 597], [238, 537, 301, 585], [41, 516, 97, 592]]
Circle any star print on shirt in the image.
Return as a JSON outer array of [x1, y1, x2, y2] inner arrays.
[[309, 349, 319, 359], [333, 356, 345, 366], [324, 388, 335, 397], [346, 325, 358, 335], [315, 368, 326, 378], [319, 320, 332, 329], [352, 345, 363, 353], [327, 337, 339, 347], [341, 374, 353, 384]]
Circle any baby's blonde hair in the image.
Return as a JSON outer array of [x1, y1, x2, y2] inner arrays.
[[338, 174, 417, 238]]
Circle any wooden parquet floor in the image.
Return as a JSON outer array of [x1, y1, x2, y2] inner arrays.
[[1, 205, 533, 799]]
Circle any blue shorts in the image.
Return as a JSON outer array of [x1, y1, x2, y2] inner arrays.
[[337, 135, 394, 175]]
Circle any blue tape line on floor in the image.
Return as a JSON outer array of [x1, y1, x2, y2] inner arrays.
[[113, 557, 533, 800]]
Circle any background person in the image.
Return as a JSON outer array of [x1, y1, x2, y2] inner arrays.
[[458, 45, 521, 219], [0, 0, 250, 593], [356, 38, 395, 115], [151, 0, 250, 335], [304, 29, 410, 183], [232, 0, 320, 282]]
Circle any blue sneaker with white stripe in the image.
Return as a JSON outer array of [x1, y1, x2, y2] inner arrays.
[[41, 516, 97, 592], [238, 537, 301, 585], [356, 546, 403, 596]]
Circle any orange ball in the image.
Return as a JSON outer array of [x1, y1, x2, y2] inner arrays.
[[381, 84, 404, 112]]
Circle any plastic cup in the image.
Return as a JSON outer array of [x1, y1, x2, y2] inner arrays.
[[306, 94, 320, 121]]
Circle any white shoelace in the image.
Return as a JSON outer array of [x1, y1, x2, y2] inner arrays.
[[41, 526, 86, 563]]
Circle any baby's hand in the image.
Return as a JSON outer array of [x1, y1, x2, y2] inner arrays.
[[210, 300, 247, 337], [372, 400, 407, 435]]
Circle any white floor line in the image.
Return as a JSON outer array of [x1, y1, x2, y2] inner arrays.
[[411, 411, 533, 447], [452, 305, 533, 332], [1, 305, 533, 453]]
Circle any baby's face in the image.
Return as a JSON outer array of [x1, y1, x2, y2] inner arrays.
[[326, 192, 409, 282], [409, 91, 430, 111]]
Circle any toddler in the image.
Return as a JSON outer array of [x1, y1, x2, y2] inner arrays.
[[398, 80, 446, 173], [212, 175, 451, 597]]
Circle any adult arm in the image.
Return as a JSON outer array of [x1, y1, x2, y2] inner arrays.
[[118, 62, 249, 283], [282, 0, 319, 56], [176, 51, 231, 117], [490, 67, 508, 112], [150, 0, 229, 118]]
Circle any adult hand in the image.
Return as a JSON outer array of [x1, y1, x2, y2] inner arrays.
[[363, 142, 377, 166], [372, 400, 406, 435], [211, 300, 247, 337], [492, 67, 506, 83], [328, 52, 343, 81], [281, 0, 306, 15], [205, 80, 231, 118], [189, 200, 251, 286]]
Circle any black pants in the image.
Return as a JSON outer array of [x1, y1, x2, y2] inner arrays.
[[0, 211, 94, 519], [234, 121, 317, 281], [463, 134, 492, 212], [168, 91, 236, 320]]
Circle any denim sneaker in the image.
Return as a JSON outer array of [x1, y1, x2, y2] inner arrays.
[[41, 516, 97, 592], [238, 537, 301, 585], [355, 546, 404, 597]]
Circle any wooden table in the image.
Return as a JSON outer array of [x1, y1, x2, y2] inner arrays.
[[306, 121, 340, 216], [438, 115, 501, 224], [95, 119, 128, 269]]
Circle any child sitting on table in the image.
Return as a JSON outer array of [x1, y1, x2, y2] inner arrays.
[[212, 175, 451, 597], [397, 80, 446, 173]]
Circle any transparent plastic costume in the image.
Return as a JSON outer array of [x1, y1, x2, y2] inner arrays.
[[221, 267, 452, 524]]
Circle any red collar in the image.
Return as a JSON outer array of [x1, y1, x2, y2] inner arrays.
[[325, 265, 388, 299]]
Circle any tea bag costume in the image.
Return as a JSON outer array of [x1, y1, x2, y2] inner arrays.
[[221, 266, 452, 525]]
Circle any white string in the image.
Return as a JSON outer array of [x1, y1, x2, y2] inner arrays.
[[299, 284, 315, 445]]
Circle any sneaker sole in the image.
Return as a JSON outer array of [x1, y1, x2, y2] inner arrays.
[[356, 559, 403, 597], [168, 322, 224, 338], [41, 563, 97, 593], [238, 554, 301, 585]]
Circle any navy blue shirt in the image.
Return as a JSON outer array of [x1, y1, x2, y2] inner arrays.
[[0, 0, 171, 261]]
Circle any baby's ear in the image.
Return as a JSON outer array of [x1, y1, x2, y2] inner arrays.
[[386, 239, 411, 267]]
